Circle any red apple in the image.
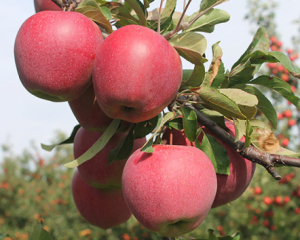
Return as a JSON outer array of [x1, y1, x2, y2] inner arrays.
[[281, 138, 289, 147], [283, 110, 292, 118], [162, 120, 256, 208], [74, 127, 146, 189], [93, 25, 182, 123], [72, 170, 131, 229], [263, 196, 273, 205], [122, 145, 217, 237], [68, 83, 131, 132], [14, 11, 103, 102]]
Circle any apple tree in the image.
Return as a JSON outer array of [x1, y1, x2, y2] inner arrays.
[[12, 0, 300, 239]]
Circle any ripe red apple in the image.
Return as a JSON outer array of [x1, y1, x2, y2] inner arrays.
[[162, 120, 256, 208], [34, 0, 62, 12], [281, 138, 289, 147], [14, 11, 103, 102], [68, 83, 131, 132], [72, 170, 131, 229], [74, 127, 146, 189], [93, 25, 182, 123], [122, 145, 217, 237], [283, 110, 292, 118]]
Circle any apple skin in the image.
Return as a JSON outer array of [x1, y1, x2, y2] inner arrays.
[[162, 120, 256, 208], [72, 170, 131, 229], [14, 11, 103, 102], [68, 83, 131, 132], [122, 145, 217, 237], [74, 127, 146, 189], [93, 25, 182, 123], [34, 0, 62, 12]]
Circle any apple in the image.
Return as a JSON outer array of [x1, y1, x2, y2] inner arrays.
[[122, 145, 217, 237], [72, 170, 131, 229], [14, 11, 103, 102], [74, 127, 146, 189], [68, 83, 131, 132], [34, 0, 62, 12], [92, 25, 182, 123], [162, 119, 256, 208]]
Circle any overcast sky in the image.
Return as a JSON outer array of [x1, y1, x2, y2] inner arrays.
[[0, 0, 299, 159]]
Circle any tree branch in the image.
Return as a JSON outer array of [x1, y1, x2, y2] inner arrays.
[[185, 104, 300, 180]]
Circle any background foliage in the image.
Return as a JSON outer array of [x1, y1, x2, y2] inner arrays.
[[0, 134, 300, 240]]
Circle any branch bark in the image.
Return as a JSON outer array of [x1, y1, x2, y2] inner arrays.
[[186, 104, 300, 180]]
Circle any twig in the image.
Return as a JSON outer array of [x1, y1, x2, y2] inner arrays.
[[163, 0, 229, 40], [157, 0, 164, 33], [185, 104, 300, 180], [163, 0, 192, 40]]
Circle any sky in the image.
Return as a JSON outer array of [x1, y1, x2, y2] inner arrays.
[[0, 0, 299, 159]]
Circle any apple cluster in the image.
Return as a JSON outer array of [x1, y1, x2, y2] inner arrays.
[[13, 1, 257, 238]]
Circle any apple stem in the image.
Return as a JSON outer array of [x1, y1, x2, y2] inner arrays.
[[170, 129, 173, 146], [157, 0, 165, 33]]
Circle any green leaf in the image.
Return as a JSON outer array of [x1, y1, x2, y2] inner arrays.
[[208, 229, 219, 240], [100, 6, 111, 19], [169, 32, 208, 64], [228, 58, 257, 86], [186, 9, 230, 33], [108, 125, 135, 164], [41, 125, 80, 151], [165, 117, 184, 130], [268, 51, 300, 74], [134, 115, 159, 139], [29, 223, 52, 240], [200, 0, 228, 12], [244, 119, 253, 149], [233, 119, 246, 142], [228, 27, 270, 87], [64, 119, 121, 168], [125, 0, 147, 26], [180, 64, 205, 90], [219, 88, 258, 107], [211, 61, 225, 88], [141, 138, 154, 153], [141, 112, 174, 153], [110, 5, 140, 25], [76, 0, 113, 33], [157, 0, 177, 33], [202, 42, 223, 86], [195, 131, 230, 175], [199, 87, 246, 119], [232, 27, 270, 70], [181, 106, 198, 142], [234, 84, 277, 128], [198, 109, 227, 129], [250, 75, 300, 109]]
